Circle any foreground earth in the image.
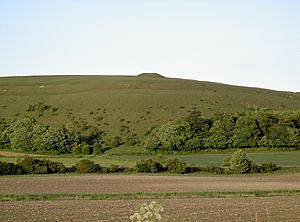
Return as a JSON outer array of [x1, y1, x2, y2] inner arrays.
[[1, 174, 300, 194], [1, 196, 300, 221], [1, 174, 300, 221]]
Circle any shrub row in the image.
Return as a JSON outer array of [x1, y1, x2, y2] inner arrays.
[[134, 151, 278, 175], [0, 153, 278, 175], [0, 157, 65, 175], [134, 158, 188, 174]]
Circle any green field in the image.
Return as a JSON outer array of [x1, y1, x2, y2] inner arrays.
[[1, 150, 300, 168], [1, 74, 299, 140]]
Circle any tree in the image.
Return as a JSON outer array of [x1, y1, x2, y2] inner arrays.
[[33, 126, 80, 154], [5, 117, 37, 151], [229, 150, 251, 174], [206, 114, 235, 149], [254, 108, 278, 135], [232, 115, 261, 148], [261, 122, 300, 147], [144, 121, 195, 152], [185, 111, 211, 147]]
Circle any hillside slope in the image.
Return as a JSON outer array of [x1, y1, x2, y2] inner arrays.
[[0, 75, 299, 138]]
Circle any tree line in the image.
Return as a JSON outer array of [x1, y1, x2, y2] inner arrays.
[[0, 108, 299, 154], [0, 117, 80, 154], [144, 108, 300, 152]]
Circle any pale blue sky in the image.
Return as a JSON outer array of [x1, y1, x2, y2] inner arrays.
[[0, 0, 299, 91]]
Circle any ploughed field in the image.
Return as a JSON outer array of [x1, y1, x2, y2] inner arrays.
[[1, 196, 300, 222], [1, 174, 300, 221], [1, 174, 300, 194]]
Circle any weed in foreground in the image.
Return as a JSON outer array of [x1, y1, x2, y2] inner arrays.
[[130, 201, 164, 222]]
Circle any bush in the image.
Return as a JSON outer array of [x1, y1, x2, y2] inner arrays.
[[108, 164, 120, 173], [135, 159, 163, 173], [109, 136, 124, 148], [249, 163, 260, 174], [125, 134, 139, 145], [92, 142, 104, 155], [18, 157, 65, 174], [0, 161, 24, 175], [81, 143, 92, 155], [201, 164, 223, 174], [260, 162, 277, 173], [164, 158, 187, 174], [74, 159, 101, 173], [222, 156, 231, 167], [229, 150, 251, 174]]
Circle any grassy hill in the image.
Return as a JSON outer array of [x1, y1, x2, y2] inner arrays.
[[0, 74, 299, 139]]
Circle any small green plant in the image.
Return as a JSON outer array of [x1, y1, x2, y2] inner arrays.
[[130, 201, 164, 222]]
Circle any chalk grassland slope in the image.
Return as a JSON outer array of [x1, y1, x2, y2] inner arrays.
[[0, 75, 300, 138]]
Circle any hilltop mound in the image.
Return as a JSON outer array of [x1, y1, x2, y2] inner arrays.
[[137, 73, 166, 78]]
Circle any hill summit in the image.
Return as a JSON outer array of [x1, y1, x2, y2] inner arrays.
[[137, 73, 166, 78]]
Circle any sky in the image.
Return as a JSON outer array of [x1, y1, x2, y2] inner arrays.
[[0, 0, 299, 92]]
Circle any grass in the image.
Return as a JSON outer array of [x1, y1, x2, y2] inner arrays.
[[1, 75, 300, 141], [106, 150, 300, 167], [1, 150, 300, 169], [1, 190, 300, 201]]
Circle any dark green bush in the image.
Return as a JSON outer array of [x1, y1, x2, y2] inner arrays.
[[81, 143, 92, 155], [74, 159, 101, 173], [0, 161, 24, 175], [201, 164, 223, 174], [249, 163, 260, 174], [108, 164, 120, 173], [260, 162, 277, 173], [109, 136, 124, 148], [135, 159, 163, 173], [164, 158, 187, 174], [18, 157, 65, 174]]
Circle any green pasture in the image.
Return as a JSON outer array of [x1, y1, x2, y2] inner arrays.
[[1, 150, 299, 168], [108, 151, 300, 167]]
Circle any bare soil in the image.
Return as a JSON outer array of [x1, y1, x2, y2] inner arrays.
[[0, 151, 41, 157], [1, 196, 300, 221], [1, 174, 300, 194]]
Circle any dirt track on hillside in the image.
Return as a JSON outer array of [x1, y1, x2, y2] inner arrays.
[[0, 151, 41, 157], [1, 174, 300, 194]]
